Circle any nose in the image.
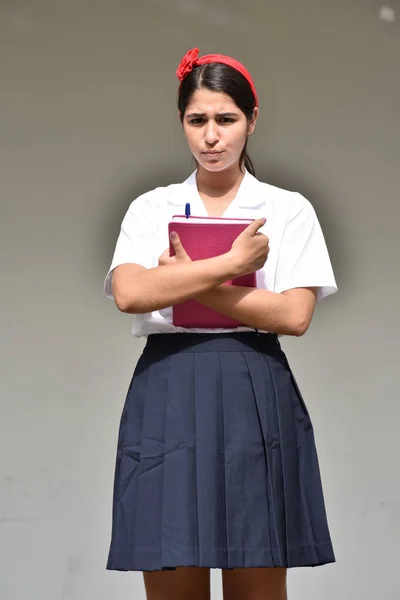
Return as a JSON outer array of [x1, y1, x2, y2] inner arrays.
[[204, 121, 219, 145]]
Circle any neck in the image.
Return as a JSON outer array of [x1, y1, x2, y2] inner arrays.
[[196, 162, 245, 196]]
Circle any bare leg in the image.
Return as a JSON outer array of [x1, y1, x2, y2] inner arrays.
[[143, 567, 211, 600], [222, 567, 287, 600]]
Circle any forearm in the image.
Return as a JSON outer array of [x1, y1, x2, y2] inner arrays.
[[196, 285, 314, 336], [114, 254, 240, 314]]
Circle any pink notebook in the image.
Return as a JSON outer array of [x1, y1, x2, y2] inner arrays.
[[168, 215, 257, 328]]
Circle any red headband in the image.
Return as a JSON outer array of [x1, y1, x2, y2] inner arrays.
[[176, 47, 258, 107]]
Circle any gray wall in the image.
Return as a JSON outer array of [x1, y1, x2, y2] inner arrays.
[[1, 1, 399, 599]]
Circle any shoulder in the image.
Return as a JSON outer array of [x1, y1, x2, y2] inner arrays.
[[124, 181, 187, 216], [252, 176, 314, 216]]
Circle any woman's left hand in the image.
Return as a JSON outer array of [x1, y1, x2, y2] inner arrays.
[[158, 249, 176, 266], [158, 233, 192, 266]]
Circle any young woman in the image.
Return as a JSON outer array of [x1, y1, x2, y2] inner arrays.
[[104, 48, 337, 600]]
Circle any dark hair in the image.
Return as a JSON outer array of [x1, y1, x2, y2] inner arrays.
[[177, 62, 257, 176]]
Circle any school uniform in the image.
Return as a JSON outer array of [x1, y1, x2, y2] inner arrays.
[[104, 169, 338, 572]]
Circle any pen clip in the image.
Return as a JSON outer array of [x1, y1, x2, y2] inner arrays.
[[185, 203, 191, 219]]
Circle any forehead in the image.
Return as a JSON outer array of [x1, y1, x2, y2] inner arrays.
[[185, 88, 239, 114]]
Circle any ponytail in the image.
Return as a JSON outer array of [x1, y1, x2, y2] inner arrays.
[[240, 141, 256, 177], [244, 153, 255, 177]]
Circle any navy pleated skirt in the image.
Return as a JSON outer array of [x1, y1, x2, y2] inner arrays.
[[106, 332, 335, 572]]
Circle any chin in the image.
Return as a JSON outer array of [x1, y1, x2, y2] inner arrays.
[[200, 163, 227, 173], [197, 157, 237, 173]]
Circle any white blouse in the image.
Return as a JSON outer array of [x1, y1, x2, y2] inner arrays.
[[104, 170, 337, 337]]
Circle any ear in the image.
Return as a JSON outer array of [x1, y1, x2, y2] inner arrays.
[[247, 107, 259, 136]]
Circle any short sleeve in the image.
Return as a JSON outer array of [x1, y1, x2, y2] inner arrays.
[[274, 193, 337, 301], [104, 192, 157, 299]]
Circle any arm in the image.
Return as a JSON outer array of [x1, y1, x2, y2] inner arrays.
[[112, 218, 268, 313], [195, 285, 317, 336], [156, 230, 316, 336], [112, 254, 239, 314], [161, 192, 336, 335]]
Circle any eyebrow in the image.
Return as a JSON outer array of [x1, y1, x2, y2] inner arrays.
[[185, 112, 239, 118]]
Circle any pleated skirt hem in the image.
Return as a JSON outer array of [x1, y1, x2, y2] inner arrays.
[[107, 540, 335, 572]]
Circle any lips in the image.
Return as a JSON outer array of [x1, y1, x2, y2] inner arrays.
[[202, 151, 224, 156]]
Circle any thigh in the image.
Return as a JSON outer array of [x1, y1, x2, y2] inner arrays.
[[143, 567, 211, 600], [222, 567, 287, 600]]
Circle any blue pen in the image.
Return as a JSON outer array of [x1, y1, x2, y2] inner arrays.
[[185, 202, 191, 219]]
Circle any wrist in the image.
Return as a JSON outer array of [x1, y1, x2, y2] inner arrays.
[[225, 250, 244, 278]]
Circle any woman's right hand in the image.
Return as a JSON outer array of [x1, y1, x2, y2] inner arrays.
[[229, 218, 269, 276]]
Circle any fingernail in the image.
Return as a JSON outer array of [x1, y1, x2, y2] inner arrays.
[[260, 217, 266, 224], [170, 231, 177, 239]]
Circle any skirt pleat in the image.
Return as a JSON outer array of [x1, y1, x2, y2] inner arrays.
[[244, 351, 287, 566], [106, 333, 335, 572]]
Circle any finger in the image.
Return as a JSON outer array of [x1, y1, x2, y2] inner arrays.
[[160, 257, 176, 266], [255, 231, 269, 243], [170, 231, 190, 259], [240, 217, 267, 238], [158, 248, 169, 264]]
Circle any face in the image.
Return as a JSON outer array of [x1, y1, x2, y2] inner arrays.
[[182, 88, 258, 173]]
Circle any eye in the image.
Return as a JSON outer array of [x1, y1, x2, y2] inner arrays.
[[189, 117, 205, 125], [218, 117, 236, 124]]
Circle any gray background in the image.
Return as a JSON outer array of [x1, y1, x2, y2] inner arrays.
[[1, 1, 399, 599]]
